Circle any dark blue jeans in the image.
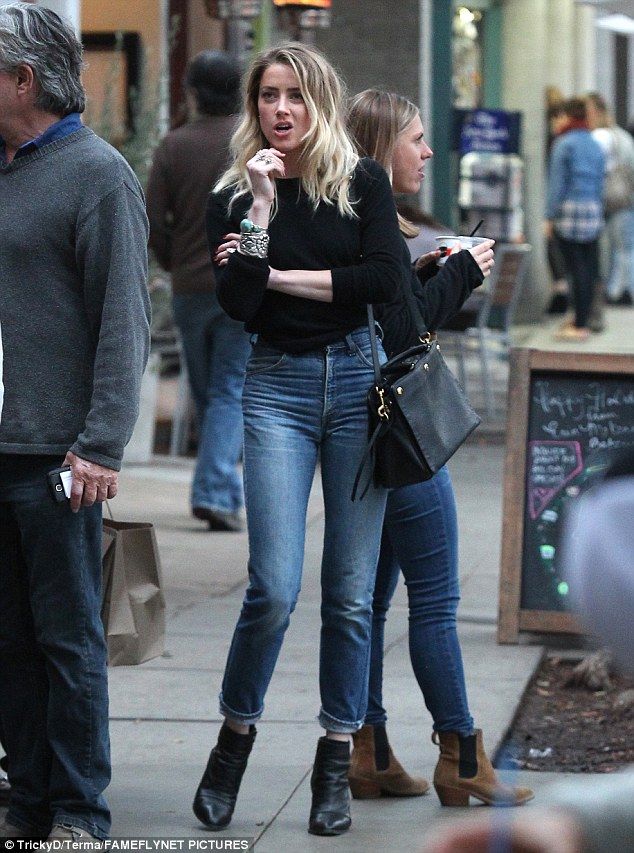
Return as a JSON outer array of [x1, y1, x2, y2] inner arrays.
[[0, 455, 110, 838], [219, 329, 388, 733], [557, 237, 599, 329], [366, 468, 474, 736], [172, 292, 251, 514]]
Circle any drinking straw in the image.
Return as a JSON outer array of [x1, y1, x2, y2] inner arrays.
[[469, 219, 484, 237]]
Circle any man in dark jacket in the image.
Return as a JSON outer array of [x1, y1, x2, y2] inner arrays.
[[0, 3, 150, 841], [147, 51, 249, 532]]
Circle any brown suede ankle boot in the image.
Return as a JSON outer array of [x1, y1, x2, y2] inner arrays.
[[433, 729, 534, 807], [348, 724, 429, 799]]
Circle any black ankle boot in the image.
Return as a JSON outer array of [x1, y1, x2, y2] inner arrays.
[[193, 723, 256, 830], [308, 737, 352, 836]]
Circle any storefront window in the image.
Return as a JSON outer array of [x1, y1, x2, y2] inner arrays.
[[452, 5, 484, 108]]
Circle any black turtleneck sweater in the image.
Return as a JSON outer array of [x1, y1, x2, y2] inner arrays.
[[206, 158, 404, 352]]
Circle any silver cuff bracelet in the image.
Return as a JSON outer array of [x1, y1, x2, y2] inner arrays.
[[239, 230, 270, 258]]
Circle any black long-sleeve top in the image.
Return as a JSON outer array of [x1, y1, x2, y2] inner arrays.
[[377, 247, 484, 359], [206, 158, 404, 352]]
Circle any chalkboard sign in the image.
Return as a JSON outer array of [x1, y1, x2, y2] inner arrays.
[[498, 349, 634, 643]]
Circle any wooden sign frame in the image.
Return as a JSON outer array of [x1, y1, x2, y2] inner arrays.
[[498, 348, 634, 643]]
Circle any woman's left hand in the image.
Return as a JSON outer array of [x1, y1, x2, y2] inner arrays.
[[414, 250, 442, 271], [469, 239, 495, 277], [214, 232, 240, 266]]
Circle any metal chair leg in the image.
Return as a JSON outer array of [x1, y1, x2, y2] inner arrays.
[[478, 330, 496, 419], [455, 338, 467, 392]]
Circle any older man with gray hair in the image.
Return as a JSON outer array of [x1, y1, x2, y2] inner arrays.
[[0, 3, 150, 842]]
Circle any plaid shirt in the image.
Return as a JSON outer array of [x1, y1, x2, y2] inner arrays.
[[547, 128, 605, 242], [555, 199, 604, 242]]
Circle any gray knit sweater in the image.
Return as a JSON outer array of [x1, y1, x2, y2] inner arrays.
[[0, 127, 150, 470]]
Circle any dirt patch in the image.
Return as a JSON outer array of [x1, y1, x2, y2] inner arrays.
[[500, 656, 634, 773]]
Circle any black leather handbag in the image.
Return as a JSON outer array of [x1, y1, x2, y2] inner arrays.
[[352, 294, 481, 500]]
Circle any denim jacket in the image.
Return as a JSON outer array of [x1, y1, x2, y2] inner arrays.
[[546, 129, 605, 241]]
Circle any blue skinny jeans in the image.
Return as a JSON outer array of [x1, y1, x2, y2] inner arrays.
[[365, 467, 475, 736], [219, 329, 388, 733]]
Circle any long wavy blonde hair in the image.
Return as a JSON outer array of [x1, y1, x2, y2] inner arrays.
[[215, 42, 359, 218], [347, 89, 420, 237]]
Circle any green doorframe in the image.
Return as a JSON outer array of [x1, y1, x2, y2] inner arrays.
[[431, 0, 453, 227], [482, 0, 502, 108]]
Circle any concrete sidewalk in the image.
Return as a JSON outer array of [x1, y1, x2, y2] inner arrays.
[[105, 440, 544, 849], [7, 307, 630, 847]]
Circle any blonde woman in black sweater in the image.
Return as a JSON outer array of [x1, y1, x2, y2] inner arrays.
[[194, 43, 405, 837]]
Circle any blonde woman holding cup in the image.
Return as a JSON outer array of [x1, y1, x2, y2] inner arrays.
[[347, 89, 533, 809]]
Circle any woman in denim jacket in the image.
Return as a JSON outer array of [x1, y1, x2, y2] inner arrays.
[[544, 98, 605, 341]]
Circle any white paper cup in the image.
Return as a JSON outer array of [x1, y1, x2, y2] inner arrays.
[[436, 235, 490, 265]]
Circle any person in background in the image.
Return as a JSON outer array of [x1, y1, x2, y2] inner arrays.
[[545, 97, 572, 314], [345, 89, 533, 809], [146, 51, 250, 532], [585, 91, 634, 307], [423, 454, 634, 853], [544, 97, 605, 341], [0, 3, 150, 841]]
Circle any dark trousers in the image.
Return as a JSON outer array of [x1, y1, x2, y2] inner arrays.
[[0, 455, 110, 838], [557, 237, 599, 328], [0, 716, 7, 773], [547, 235, 568, 282]]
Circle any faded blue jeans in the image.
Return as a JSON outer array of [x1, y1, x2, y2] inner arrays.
[[605, 208, 634, 300], [172, 292, 251, 514], [219, 329, 388, 733], [0, 455, 110, 838], [365, 468, 474, 736]]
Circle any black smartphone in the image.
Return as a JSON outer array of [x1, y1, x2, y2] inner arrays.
[[47, 465, 72, 502]]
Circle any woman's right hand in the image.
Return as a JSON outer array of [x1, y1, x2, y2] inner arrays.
[[214, 233, 240, 266], [469, 239, 495, 277], [246, 148, 286, 205]]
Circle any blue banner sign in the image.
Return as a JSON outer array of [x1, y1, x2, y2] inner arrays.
[[453, 108, 522, 155]]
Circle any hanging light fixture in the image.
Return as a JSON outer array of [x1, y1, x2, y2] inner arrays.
[[272, 0, 332, 42]]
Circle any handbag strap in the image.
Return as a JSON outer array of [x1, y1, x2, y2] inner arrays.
[[351, 418, 386, 502], [366, 304, 383, 386], [401, 272, 431, 341], [366, 274, 431, 375]]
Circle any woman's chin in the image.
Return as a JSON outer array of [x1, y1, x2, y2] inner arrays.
[[394, 181, 421, 195], [265, 134, 299, 155]]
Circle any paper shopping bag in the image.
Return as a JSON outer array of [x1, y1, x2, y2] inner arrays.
[[101, 518, 166, 666]]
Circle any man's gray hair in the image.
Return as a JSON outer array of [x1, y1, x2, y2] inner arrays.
[[0, 2, 85, 115]]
